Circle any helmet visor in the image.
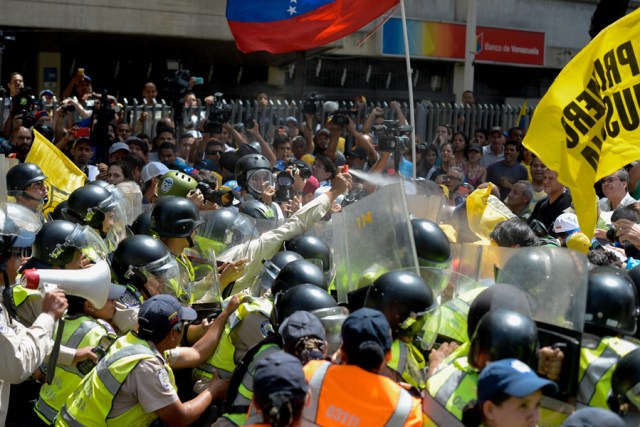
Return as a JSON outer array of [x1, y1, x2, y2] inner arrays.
[[312, 307, 347, 355], [247, 169, 274, 195], [53, 225, 108, 263], [251, 259, 282, 297]]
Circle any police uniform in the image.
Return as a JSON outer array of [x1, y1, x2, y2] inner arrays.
[[423, 356, 475, 427], [194, 297, 272, 384], [218, 193, 332, 293], [303, 360, 424, 427], [0, 298, 55, 426], [578, 334, 638, 409], [385, 339, 427, 390], [35, 316, 116, 424], [56, 332, 178, 426]]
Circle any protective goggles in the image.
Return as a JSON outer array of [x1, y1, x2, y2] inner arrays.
[[247, 169, 274, 195]]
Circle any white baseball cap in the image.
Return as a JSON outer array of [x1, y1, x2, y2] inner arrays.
[[141, 162, 170, 183], [553, 212, 580, 233]]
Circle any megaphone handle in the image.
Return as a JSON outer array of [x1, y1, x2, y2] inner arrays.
[[45, 317, 65, 385]]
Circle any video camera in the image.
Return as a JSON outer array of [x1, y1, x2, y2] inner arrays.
[[11, 87, 36, 128], [196, 182, 234, 207], [372, 120, 414, 153], [303, 93, 325, 115], [204, 92, 233, 135], [330, 109, 354, 126], [163, 69, 192, 100]]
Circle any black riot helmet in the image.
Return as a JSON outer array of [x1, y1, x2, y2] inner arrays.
[[235, 154, 273, 195], [271, 259, 326, 296], [251, 251, 304, 297], [271, 284, 338, 331], [285, 235, 333, 278], [111, 235, 179, 295], [467, 284, 533, 341], [150, 196, 203, 238], [0, 202, 42, 267], [6, 162, 47, 192], [130, 210, 153, 236], [364, 270, 436, 339], [609, 347, 640, 414], [586, 266, 639, 336], [468, 309, 539, 370], [65, 185, 116, 229], [29, 220, 105, 268], [411, 218, 452, 269], [238, 199, 276, 221]]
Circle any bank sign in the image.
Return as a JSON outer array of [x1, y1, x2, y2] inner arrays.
[[382, 18, 545, 66]]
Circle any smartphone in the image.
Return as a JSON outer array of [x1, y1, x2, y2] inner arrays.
[[194, 77, 204, 85], [78, 68, 85, 77], [71, 127, 91, 138]]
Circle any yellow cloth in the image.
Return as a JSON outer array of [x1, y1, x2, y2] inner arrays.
[[466, 183, 515, 241], [523, 8, 640, 239], [25, 130, 86, 216]]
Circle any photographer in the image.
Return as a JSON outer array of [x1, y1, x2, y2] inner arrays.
[[2, 72, 24, 137], [53, 98, 92, 146], [345, 116, 378, 172]]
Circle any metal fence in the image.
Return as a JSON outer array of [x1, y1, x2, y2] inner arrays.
[[1, 97, 533, 143]]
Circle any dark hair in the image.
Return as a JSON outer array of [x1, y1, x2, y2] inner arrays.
[[273, 135, 291, 150], [121, 154, 145, 174], [137, 132, 150, 141], [490, 218, 539, 248], [66, 294, 87, 316], [127, 138, 149, 155], [314, 155, 337, 180], [110, 161, 134, 181], [611, 205, 640, 223], [156, 123, 175, 137], [452, 131, 470, 155], [258, 393, 306, 427], [347, 341, 386, 372], [504, 139, 521, 151], [587, 248, 624, 268], [462, 392, 512, 427], [285, 336, 326, 365], [474, 128, 489, 140], [158, 142, 177, 153], [219, 151, 240, 175], [205, 139, 225, 152]]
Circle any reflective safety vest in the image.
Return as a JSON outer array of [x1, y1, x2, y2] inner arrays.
[[172, 253, 197, 304], [194, 297, 273, 381], [221, 342, 281, 426], [436, 287, 486, 344], [387, 339, 427, 390], [55, 333, 176, 427], [578, 336, 638, 409], [36, 316, 115, 424], [11, 284, 40, 308], [423, 357, 476, 427], [303, 360, 423, 427]]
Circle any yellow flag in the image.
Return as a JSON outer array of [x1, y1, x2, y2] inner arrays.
[[523, 8, 640, 239], [25, 130, 86, 216]]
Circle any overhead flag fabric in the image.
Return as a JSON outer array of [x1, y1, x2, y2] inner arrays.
[[226, 0, 399, 54], [25, 130, 86, 216], [523, 8, 640, 239], [516, 99, 528, 129]]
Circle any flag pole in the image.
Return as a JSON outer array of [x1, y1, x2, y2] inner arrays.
[[399, 0, 417, 179]]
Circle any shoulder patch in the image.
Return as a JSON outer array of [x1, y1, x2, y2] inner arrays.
[[260, 320, 274, 337], [156, 368, 172, 391]]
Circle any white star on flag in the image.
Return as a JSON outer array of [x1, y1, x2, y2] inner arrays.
[[287, 5, 297, 15]]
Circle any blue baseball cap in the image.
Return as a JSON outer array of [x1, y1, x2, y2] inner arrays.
[[478, 359, 558, 404], [137, 294, 197, 340], [341, 308, 392, 357], [253, 352, 308, 406], [279, 310, 326, 350]]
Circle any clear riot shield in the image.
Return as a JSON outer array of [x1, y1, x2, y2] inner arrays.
[[333, 182, 418, 304], [403, 178, 449, 223], [495, 246, 589, 416], [0, 155, 10, 202], [197, 211, 259, 258], [404, 267, 484, 350], [185, 243, 223, 319]]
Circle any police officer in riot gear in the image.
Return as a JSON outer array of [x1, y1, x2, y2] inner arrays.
[[285, 235, 334, 286], [411, 218, 452, 269], [423, 309, 540, 426], [578, 266, 639, 409], [365, 270, 437, 389], [64, 185, 119, 240], [149, 196, 203, 303], [6, 163, 48, 215], [271, 259, 327, 295], [250, 251, 303, 297], [609, 347, 640, 424]]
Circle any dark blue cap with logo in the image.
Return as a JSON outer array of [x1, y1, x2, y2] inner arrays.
[[253, 352, 308, 405], [341, 308, 392, 357], [137, 294, 197, 340]]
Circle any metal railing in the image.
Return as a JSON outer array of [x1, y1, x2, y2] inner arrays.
[[1, 97, 533, 143]]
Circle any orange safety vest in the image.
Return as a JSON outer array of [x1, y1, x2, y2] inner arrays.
[[302, 360, 424, 427]]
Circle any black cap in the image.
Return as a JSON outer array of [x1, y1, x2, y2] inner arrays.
[[279, 310, 326, 350]]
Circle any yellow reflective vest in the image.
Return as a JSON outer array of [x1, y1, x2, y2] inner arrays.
[[55, 333, 176, 427], [387, 339, 427, 390], [423, 357, 475, 427]]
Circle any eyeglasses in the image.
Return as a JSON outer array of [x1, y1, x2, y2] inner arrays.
[[206, 150, 223, 156], [602, 177, 621, 184], [445, 176, 461, 181]]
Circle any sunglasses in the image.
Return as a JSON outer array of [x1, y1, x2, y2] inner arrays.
[[206, 150, 223, 156]]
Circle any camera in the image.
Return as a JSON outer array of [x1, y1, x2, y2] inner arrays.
[[204, 92, 233, 135], [162, 69, 191, 100], [61, 103, 76, 113], [330, 109, 354, 126], [243, 115, 255, 130], [11, 87, 36, 128], [372, 120, 414, 153], [303, 93, 324, 115], [274, 171, 294, 202], [288, 160, 312, 179], [196, 182, 234, 207], [77, 334, 116, 375]]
